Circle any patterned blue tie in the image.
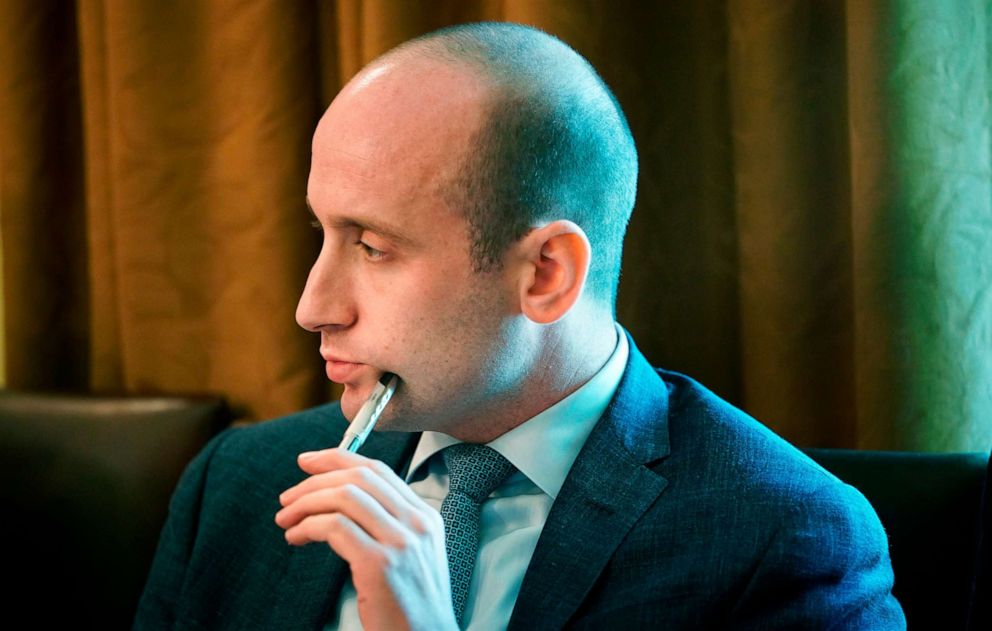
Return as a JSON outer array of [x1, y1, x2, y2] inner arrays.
[[440, 444, 516, 624]]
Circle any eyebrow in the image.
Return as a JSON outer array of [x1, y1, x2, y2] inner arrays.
[[306, 198, 417, 248]]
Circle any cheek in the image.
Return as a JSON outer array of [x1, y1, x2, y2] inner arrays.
[[369, 257, 509, 372], [363, 276, 452, 358]]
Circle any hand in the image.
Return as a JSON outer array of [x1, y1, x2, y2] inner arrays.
[[275, 448, 459, 631]]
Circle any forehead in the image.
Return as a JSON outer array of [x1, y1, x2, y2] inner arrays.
[[307, 59, 489, 240]]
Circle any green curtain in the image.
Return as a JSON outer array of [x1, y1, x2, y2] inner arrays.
[[845, 0, 992, 450], [1, 0, 989, 451]]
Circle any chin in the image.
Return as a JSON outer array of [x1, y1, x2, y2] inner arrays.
[[337, 378, 398, 424], [338, 386, 369, 421]]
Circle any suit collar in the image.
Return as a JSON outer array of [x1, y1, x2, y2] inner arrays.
[[508, 332, 671, 630], [592, 329, 671, 465]]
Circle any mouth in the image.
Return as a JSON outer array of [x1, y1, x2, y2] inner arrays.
[[319, 350, 367, 383], [324, 359, 366, 383]]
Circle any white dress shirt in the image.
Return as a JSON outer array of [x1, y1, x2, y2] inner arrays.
[[329, 325, 628, 630]]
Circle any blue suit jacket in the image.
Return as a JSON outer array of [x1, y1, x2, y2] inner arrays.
[[135, 335, 905, 629]]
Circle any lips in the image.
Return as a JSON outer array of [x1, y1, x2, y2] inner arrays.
[[324, 359, 365, 383], [319, 349, 371, 384]]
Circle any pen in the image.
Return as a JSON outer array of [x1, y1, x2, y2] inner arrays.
[[337, 372, 399, 452]]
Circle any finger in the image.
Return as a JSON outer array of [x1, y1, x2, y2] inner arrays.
[[280, 468, 350, 506], [284, 512, 378, 566], [280, 464, 400, 508], [277, 482, 407, 544], [294, 449, 434, 514], [295, 447, 358, 474], [278, 469, 406, 528], [362, 457, 436, 512], [280, 466, 411, 522], [279, 467, 439, 538]]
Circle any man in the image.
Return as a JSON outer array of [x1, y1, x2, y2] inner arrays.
[[136, 22, 905, 630]]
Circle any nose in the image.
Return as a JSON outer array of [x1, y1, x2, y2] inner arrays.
[[296, 248, 357, 332]]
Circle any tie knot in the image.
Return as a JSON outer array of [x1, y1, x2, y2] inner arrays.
[[442, 444, 516, 503]]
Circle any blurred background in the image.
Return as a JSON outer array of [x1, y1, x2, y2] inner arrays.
[[1, 0, 990, 452]]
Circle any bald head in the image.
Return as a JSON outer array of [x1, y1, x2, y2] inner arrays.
[[313, 56, 488, 215], [345, 22, 639, 307]]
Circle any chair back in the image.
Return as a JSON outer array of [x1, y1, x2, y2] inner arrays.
[[804, 448, 988, 631], [969, 451, 991, 631], [0, 391, 231, 628]]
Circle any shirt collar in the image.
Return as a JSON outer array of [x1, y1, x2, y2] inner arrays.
[[405, 323, 629, 499]]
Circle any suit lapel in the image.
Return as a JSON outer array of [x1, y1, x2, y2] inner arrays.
[[508, 337, 672, 630], [268, 429, 420, 629]]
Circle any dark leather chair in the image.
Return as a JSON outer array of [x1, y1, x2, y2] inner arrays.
[[804, 448, 990, 631], [0, 391, 232, 629], [969, 450, 991, 631]]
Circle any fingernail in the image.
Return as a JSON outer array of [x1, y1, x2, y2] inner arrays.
[[299, 451, 317, 461]]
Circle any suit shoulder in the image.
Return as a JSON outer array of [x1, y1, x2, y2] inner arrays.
[[192, 402, 349, 496], [572, 357, 903, 627], [655, 368, 855, 512], [214, 402, 347, 461]]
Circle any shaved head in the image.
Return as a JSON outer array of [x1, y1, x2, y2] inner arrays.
[[370, 22, 638, 308]]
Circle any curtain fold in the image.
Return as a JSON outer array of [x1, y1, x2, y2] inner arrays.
[[1, 0, 989, 449], [0, 1, 89, 390], [846, 0, 992, 450], [727, 0, 856, 447]]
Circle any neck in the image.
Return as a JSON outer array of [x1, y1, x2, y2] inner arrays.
[[443, 310, 618, 443]]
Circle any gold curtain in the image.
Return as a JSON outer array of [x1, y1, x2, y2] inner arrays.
[[1, 0, 989, 450]]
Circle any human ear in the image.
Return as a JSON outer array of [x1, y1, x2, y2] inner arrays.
[[517, 220, 591, 324]]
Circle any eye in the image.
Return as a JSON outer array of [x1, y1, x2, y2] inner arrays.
[[309, 219, 322, 231], [358, 240, 385, 260]]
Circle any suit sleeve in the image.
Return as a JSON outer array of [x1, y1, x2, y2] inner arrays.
[[730, 480, 906, 630], [133, 428, 237, 631]]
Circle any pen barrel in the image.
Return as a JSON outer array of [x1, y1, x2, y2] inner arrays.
[[340, 434, 362, 452], [335, 375, 398, 452]]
